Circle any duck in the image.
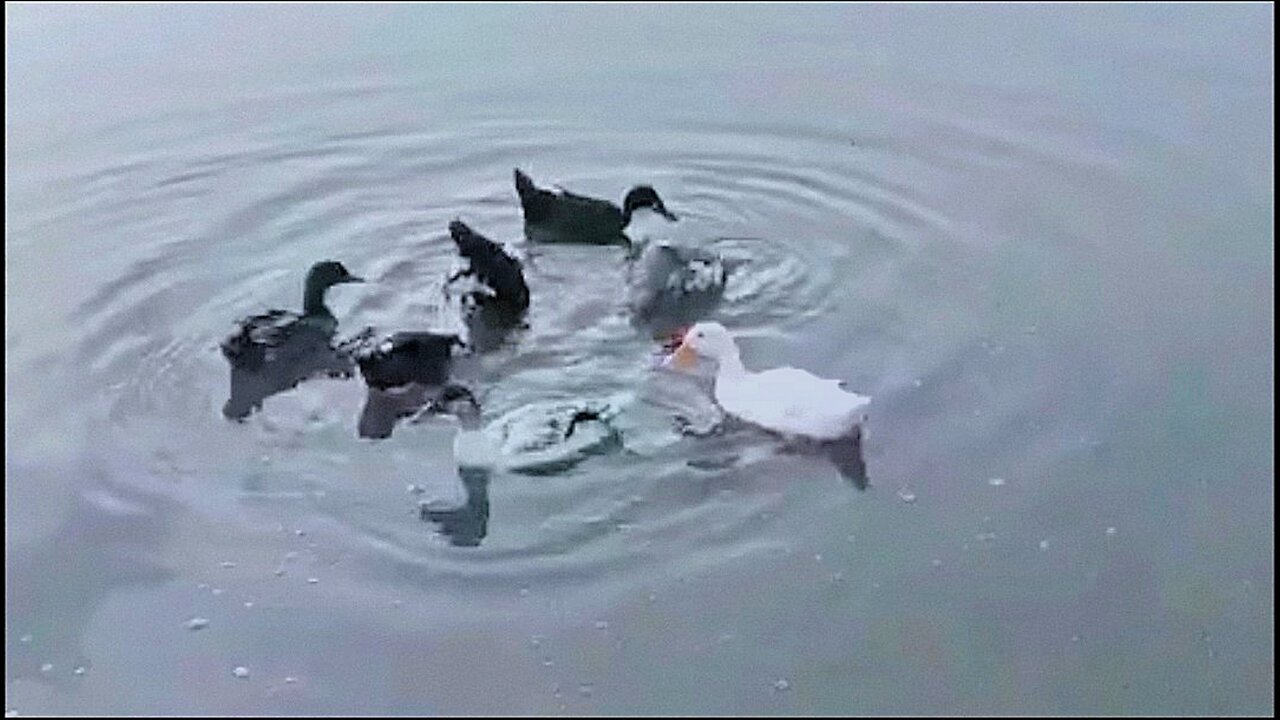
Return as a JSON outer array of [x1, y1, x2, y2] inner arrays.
[[220, 260, 364, 420], [514, 168, 677, 245], [628, 240, 728, 338], [445, 219, 530, 314], [667, 322, 870, 442], [353, 331, 464, 390]]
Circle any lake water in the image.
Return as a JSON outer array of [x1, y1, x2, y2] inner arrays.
[[5, 4, 1273, 715]]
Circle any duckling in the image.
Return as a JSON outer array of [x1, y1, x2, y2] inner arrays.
[[514, 168, 677, 245], [220, 260, 363, 420]]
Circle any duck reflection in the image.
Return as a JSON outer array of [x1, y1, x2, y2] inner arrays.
[[419, 467, 490, 547], [416, 385, 494, 547], [820, 425, 869, 490]]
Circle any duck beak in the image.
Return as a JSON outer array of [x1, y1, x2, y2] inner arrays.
[[658, 207, 679, 222], [670, 342, 697, 370], [345, 275, 366, 284]]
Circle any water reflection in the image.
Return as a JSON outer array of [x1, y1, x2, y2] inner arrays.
[[419, 467, 491, 547], [357, 382, 445, 440]]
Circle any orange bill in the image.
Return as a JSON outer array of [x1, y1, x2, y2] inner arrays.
[[672, 342, 697, 369]]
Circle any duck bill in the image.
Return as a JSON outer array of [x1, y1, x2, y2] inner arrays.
[[671, 342, 697, 370], [345, 276, 366, 284], [658, 207, 679, 222]]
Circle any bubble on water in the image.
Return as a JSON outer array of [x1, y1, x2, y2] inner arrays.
[[976, 532, 997, 542], [897, 487, 916, 503], [647, 593, 657, 603], [295, 530, 306, 537], [307, 577, 319, 584], [988, 477, 1005, 486], [577, 684, 594, 697], [1071, 634, 1081, 643], [244, 602, 254, 609], [197, 583, 209, 590], [284, 551, 299, 561], [912, 378, 923, 387], [211, 588, 224, 596], [232, 666, 250, 679], [519, 587, 530, 597], [530, 636, 543, 648], [593, 620, 609, 630], [1039, 539, 1050, 551], [39, 664, 52, 673], [1106, 527, 1117, 536], [274, 568, 286, 577], [829, 572, 844, 583], [773, 679, 791, 692], [932, 559, 943, 568], [73, 667, 86, 676], [284, 677, 297, 684], [19, 635, 31, 644], [185, 617, 210, 631], [542, 659, 555, 667]]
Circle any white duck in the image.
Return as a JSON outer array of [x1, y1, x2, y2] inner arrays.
[[668, 322, 870, 441]]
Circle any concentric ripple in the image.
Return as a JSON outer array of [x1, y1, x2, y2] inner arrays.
[[13, 84, 958, 604]]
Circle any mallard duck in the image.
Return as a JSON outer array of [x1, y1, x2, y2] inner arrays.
[[668, 322, 870, 441], [220, 260, 363, 419], [513, 168, 676, 245]]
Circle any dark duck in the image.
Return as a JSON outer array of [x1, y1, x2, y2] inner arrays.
[[220, 260, 364, 420], [513, 168, 677, 246], [352, 331, 465, 439], [445, 219, 530, 352]]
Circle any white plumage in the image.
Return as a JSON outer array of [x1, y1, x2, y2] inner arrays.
[[670, 322, 869, 441]]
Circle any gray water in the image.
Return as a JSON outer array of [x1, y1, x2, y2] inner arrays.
[[5, 4, 1273, 715]]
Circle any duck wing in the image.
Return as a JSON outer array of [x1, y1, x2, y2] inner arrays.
[[718, 367, 869, 441]]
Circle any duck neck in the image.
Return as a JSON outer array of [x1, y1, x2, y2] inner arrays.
[[303, 280, 331, 315], [716, 348, 746, 378]]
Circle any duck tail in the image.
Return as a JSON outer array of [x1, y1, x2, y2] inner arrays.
[[513, 168, 537, 201]]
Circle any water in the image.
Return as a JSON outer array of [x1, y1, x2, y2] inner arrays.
[[5, 4, 1273, 715]]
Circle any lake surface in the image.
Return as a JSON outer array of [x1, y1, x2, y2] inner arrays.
[[5, 4, 1273, 715]]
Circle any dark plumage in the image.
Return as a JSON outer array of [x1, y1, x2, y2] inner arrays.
[[513, 168, 676, 245], [354, 331, 464, 390], [220, 260, 363, 420], [446, 220, 530, 313]]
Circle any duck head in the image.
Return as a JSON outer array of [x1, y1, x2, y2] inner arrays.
[[304, 260, 364, 312], [670, 321, 738, 370], [622, 186, 678, 224], [307, 260, 364, 288]]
